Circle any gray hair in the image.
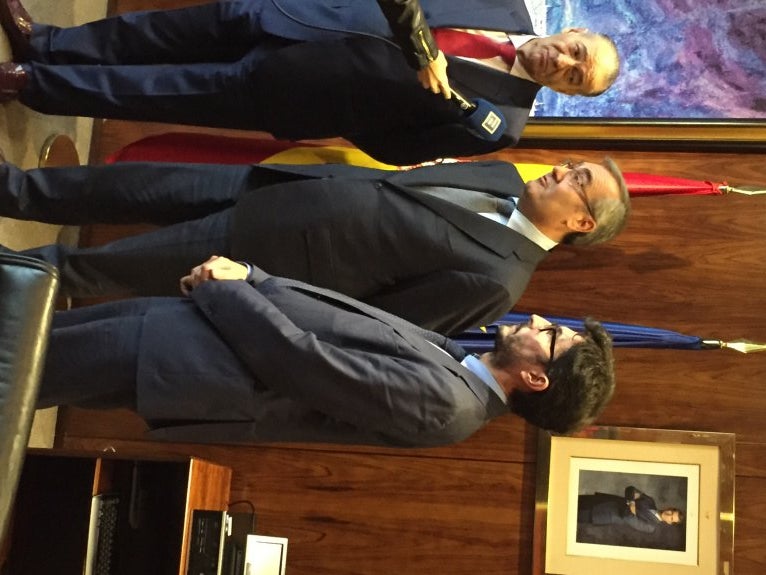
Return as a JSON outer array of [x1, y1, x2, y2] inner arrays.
[[564, 156, 630, 246], [583, 34, 620, 97]]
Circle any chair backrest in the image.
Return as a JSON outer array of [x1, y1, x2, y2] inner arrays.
[[0, 254, 59, 542]]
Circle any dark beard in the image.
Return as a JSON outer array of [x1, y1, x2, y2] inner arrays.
[[491, 327, 519, 369]]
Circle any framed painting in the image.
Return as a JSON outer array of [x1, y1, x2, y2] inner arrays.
[[520, 0, 766, 149], [532, 427, 735, 575]]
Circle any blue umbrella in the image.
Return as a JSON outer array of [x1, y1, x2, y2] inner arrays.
[[456, 313, 765, 354]]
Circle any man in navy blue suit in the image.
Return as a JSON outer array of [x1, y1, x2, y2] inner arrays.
[[0, 0, 620, 164], [37, 255, 616, 447], [0, 155, 630, 334]]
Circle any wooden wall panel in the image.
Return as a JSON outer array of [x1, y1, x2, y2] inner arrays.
[[67, 119, 766, 573], [59, 436, 536, 575], [53, 1, 766, 572], [733, 477, 766, 573], [57, 407, 538, 465]]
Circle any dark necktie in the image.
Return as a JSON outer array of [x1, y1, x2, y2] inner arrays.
[[432, 28, 516, 67]]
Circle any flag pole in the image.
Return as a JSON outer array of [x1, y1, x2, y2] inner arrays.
[[701, 339, 766, 353], [720, 185, 766, 196]]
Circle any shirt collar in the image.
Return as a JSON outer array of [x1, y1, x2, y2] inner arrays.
[[508, 209, 558, 251], [461, 354, 508, 404], [509, 34, 538, 82]]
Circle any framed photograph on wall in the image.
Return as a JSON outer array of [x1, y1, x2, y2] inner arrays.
[[519, 0, 766, 150], [532, 427, 735, 575]]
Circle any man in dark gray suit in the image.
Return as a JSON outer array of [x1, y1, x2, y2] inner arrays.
[[38, 256, 616, 447], [578, 486, 684, 533], [0, 156, 629, 334]]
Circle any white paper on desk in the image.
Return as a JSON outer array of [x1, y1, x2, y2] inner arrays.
[[244, 534, 288, 575]]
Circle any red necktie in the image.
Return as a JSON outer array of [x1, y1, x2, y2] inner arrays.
[[432, 28, 516, 67]]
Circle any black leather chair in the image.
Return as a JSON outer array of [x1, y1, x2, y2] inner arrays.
[[0, 254, 58, 542]]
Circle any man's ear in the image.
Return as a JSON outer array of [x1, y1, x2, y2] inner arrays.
[[567, 213, 596, 234], [520, 368, 550, 392]]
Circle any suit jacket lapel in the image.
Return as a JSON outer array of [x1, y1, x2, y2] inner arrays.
[[262, 276, 504, 407], [385, 163, 545, 261], [448, 58, 540, 107], [387, 160, 522, 194], [388, 183, 518, 256]]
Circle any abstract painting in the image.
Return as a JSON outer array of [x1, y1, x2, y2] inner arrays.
[[527, 0, 766, 119]]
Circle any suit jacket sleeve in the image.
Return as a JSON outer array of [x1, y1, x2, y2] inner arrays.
[[634, 494, 659, 522], [363, 269, 513, 335], [376, 0, 438, 70], [190, 280, 476, 444], [621, 513, 658, 533], [350, 123, 512, 165]]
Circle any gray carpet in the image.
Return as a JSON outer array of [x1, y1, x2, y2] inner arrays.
[[1, 0, 108, 447]]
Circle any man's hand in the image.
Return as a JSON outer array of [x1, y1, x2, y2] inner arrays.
[[417, 50, 451, 99], [180, 255, 248, 295], [628, 501, 637, 516]]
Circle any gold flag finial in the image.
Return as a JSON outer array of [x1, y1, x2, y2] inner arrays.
[[720, 185, 766, 196], [701, 339, 766, 353], [720, 340, 766, 354]]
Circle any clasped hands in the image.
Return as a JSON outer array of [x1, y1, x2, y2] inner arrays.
[[180, 255, 248, 295]]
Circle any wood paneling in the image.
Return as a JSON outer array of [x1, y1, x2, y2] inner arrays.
[[56, 1, 766, 571], [59, 436, 536, 575], [65, 121, 766, 573]]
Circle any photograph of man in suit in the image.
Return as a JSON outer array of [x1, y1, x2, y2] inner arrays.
[[37, 256, 616, 447], [578, 486, 685, 533], [625, 486, 684, 530], [0, 0, 621, 164], [577, 484, 686, 550], [0, 155, 630, 335]]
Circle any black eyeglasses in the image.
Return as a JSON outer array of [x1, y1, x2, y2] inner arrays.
[[539, 325, 559, 370], [560, 161, 595, 220]]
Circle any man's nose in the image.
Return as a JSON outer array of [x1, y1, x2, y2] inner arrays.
[[530, 314, 552, 328], [552, 164, 569, 180], [554, 53, 577, 69], [561, 325, 579, 340]]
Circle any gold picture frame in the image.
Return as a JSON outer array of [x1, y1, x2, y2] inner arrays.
[[533, 427, 735, 575], [520, 120, 766, 151]]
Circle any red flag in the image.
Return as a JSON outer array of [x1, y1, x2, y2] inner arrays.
[[622, 172, 725, 196], [107, 133, 734, 196]]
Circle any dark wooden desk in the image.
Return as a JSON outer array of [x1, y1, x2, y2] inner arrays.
[[4, 449, 231, 575]]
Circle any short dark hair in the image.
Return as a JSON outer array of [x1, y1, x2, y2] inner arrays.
[[510, 318, 615, 434], [664, 508, 685, 523], [563, 157, 631, 246]]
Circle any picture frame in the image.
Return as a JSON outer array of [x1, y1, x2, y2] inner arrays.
[[532, 427, 735, 575], [517, 1, 766, 151], [519, 120, 766, 152]]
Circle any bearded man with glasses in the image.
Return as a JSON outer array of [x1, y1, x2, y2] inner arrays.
[[36, 258, 616, 446]]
